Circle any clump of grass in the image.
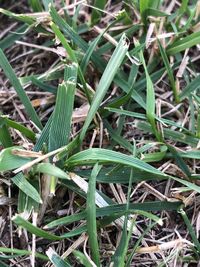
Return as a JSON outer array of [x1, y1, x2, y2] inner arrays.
[[0, 0, 200, 266]]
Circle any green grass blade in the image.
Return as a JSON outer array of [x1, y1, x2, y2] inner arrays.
[[136, 121, 199, 146], [140, 0, 150, 25], [4, 117, 36, 142], [179, 209, 200, 252], [158, 39, 179, 102], [35, 163, 69, 179], [112, 168, 134, 266], [80, 34, 129, 141], [125, 222, 157, 266], [66, 148, 166, 177], [45, 201, 181, 229], [73, 250, 93, 267], [30, 76, 57, 94], [0, 24, 28, 50], [106, 107, 192, 134], [50, 22, 92, 102], [42, 0, 52, 10], [0, 8, 35, 24], [13, 214, 62, 240], [49, 64, 77, 151], [49, 4, 145, 109], [172, 177, 200, 194], [87, 163, 101, 266], [46, 248, 71, 267], [167, 31, 200, 55], [91, 0, 106, 25], [0, 116, 13, 147], [104, 120, 134, 153], [179, 75, 200, 101], [0, 49, 42, 129], [137, 42, 162, 141], [0, 247, 48, 261], [12, 172, 42, 203], [167, 145, 191, 178], [0, 147, 31, 172], [29, 0, 43, 12], [77, 166, 165, 183], [17, 184, 39, 219]]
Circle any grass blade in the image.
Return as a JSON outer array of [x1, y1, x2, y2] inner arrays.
[[137, 41, 162, 141], [66, 148, 166, 177], [0, 247, 48, 261], [12, 172, 42, 204], [13, 214, 62, 240], [45, 201, 181, 229], [35, 163, 69, 179], [91, 0, 106, 25], [49, 4, 145, 109], [46, 248, 71, 267], [158, 39, 179, 102], [179, 209, 200, 252], [87, 163, 101, 266], [0, 147, 31, 172], [50, 21, 92, 102], [0, 116, 13, 147], [49, 64, 77, 152], [179, 75, 200, 101], [80, 34, 129, 141], [3, 117, 36, 142], [73, 250, 93, 267], [0, 24, 28, 50], [0, 49, 42, 129], [167, 31, 200, 55], [29, 0, 43, 12]]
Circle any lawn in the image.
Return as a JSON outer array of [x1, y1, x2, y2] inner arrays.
[[0, 0, 200, 266]]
